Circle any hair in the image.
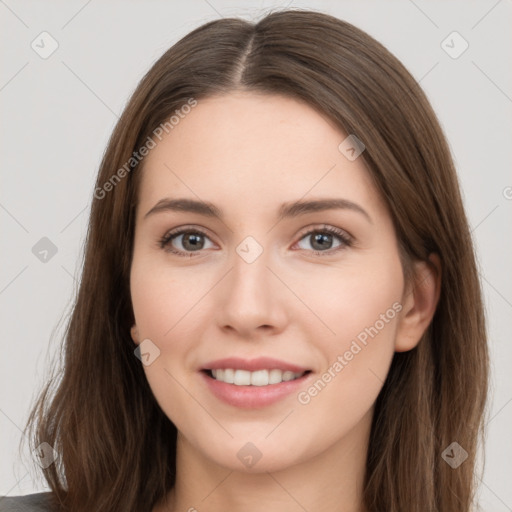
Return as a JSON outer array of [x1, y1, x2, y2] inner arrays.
[[21, 8, 489, 512]]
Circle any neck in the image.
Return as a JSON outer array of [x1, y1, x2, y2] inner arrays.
[[156, 408, 372, 512]]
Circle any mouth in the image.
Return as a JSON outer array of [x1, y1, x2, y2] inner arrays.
[[199, 357, 314, 408], [202, 368, 312, 386]]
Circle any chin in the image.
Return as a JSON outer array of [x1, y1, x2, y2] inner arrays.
[[196, 434, 311, 474]]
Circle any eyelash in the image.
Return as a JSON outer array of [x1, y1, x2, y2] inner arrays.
[[158, 225, 353, 258]]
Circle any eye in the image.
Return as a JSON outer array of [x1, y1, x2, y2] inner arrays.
[[159, 227, 214, 257], [294, 225, 353, 255], [159, 224, 353, 257]]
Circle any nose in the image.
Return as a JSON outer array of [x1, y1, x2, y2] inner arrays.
[[215, 246, 288, 339]]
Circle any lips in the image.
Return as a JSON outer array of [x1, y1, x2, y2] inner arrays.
[[201, 357, 310, 373], [200, 357, 313, 408]]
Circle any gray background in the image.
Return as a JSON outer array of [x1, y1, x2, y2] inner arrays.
[[1, 0, 511, 509]]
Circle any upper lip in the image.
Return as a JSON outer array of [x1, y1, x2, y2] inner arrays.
[[201, 357, 310, 373]]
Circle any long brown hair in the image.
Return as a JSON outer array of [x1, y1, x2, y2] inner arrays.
[[22, 9, 489, 511]]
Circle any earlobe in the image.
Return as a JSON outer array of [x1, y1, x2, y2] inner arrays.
[[395, 253, 442, 353], [131, 325, 140, 345]]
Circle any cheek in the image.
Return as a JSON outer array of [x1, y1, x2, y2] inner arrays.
[[304, 253, 404, 347], [130, 255, 191, 338], [296, 253, 403, 404], [130, 257, 211, 381], [130, 260, 200, 427]]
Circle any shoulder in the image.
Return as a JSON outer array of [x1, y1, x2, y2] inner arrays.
[[0, 492, 54, 512]]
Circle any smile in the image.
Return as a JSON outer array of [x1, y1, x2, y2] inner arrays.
[[208, 368, 308, 386]]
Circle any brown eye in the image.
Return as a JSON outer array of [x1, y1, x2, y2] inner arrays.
[[159, 228, 214, 256], [295, 226, 353, 255]]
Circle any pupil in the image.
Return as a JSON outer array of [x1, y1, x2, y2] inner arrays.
[[183, 233, 203, 251], [312, 233, 331, 251]]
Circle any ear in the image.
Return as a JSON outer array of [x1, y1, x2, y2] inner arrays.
[[395, 253, 442, 353], [131, 325, 140, 345]]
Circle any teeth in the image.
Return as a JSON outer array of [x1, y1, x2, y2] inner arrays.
[[210, 368, 305, 386], [234, 369, 251, 385], [250, 369, 268, 386], [282, 371, 295, 382], [269, 369, 283, 384], [223, 368, 234, 383]]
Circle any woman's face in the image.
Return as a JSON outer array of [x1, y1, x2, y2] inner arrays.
[[130, 91, 412, 472]]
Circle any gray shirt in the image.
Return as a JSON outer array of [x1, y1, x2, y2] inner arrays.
[[0, 493, 54, 512]]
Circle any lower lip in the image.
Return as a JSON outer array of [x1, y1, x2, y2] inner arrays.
[[200, 371, 312, 409]]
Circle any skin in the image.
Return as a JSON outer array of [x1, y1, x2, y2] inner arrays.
[[129, 91, 441, 512]]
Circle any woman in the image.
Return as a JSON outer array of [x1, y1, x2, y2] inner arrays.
[[1, 8, 489, 512]]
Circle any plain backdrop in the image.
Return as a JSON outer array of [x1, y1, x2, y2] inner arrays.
[[1, 0, 511, 509]]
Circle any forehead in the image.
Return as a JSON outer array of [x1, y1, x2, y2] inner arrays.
[[136, 92, 385, 220]]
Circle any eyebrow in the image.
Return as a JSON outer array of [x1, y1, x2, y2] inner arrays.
[[144, 197, 372, 223]]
